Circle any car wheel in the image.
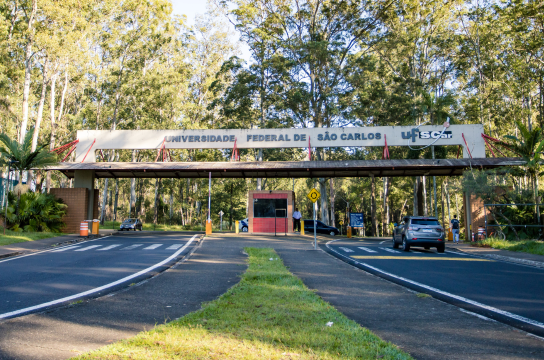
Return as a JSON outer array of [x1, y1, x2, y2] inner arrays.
[[329, 230, 335, 236], [242, 226, 248, 232], [392, 238, 399, 249], [437, 245, 445, 253], [402, 237, 410, 252]]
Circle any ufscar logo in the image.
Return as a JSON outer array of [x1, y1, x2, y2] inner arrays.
[[419, 131, 452, 139]]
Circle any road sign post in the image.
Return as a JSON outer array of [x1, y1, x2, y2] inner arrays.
[[307, 188, 321, 250]]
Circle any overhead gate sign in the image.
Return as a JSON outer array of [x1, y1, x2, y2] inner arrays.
[[75, 124, 485, 162]]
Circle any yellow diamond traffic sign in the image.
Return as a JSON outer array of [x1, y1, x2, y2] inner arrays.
[[307, 188, 321, 203], [339, 220, 344, 225]]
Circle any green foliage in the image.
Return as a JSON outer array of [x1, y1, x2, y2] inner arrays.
[[474, 238, 544, 256], [6, 191, 67, 233], [0, 131, 58, 173]]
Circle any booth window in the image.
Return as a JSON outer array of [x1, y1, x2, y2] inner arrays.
[[253, 199, 287, 218]]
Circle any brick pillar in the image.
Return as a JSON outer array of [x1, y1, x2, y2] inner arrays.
[[50, 188, 89, 233]]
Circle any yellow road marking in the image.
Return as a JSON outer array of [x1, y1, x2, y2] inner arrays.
[[351, 256, 491, 261]]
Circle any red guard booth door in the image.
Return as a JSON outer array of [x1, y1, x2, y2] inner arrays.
[[248, 190, 295, 234]]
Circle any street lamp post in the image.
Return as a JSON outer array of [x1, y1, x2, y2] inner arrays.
[[3, 160, 18, 235]]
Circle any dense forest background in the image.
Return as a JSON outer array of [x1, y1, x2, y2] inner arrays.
[[0, 0, 542, 236]]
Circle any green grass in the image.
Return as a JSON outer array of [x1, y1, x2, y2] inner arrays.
[[473, 238, 544, 256], [0, 226, 61, 246], [73, 248, 411, 360]]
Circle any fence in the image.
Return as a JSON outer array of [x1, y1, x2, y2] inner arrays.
[[484, 203, 544, 240]]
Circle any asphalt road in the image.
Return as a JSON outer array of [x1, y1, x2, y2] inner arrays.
[[325, 238, 544, 337], [0, 231, 198, 320]]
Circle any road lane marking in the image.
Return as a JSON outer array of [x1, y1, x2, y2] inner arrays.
[[351, 256, 491, 261], [0, 235, 113, 264], [121, 244, 143, 250], [166, 244, 184, 250], [74, 245, 102, 252], [379, 240, 388, 244], [326, 239, 544, 332], [0, 234, 198, 320], [143, 244, 163, 250], [445, 250, 468, 256], [97, 244, 121, 251], [379, 247, 401, 253], [339, 247, 354, 253], [358, 247, 377, 253], [52, 245, 82, 252]]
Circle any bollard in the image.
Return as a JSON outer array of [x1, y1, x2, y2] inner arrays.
[[206, 219, 212, 235], [92, 219, 100, 235], [347, 226, 352, 238], [448, 227, 453, 241], [80, 221, 89, 237], [301, 220, 304, 235], [235, 221, 239, 234]]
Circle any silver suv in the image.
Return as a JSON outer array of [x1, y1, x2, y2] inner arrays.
[[392, 216, 445, 253]]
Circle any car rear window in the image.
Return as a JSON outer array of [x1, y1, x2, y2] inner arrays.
[[411, 219, 440, 225]]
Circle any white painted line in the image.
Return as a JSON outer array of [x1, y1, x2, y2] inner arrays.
[[445, 250, 468, 256], [326, 239, 544, 331], [143, 244, 163, 250], [120, 244, 143, 250], [166, 244, 183, 250], [74, 245, 102, 252], [0, 234, 198, 319], [379, 247, 401, 254], [52, 245, 82, 252], [97, 244, 121, 251], [0, 235, 113, 264], [358, 247, 377, 253], [339, 247, 354, 253], [379, 240, 388, 244]]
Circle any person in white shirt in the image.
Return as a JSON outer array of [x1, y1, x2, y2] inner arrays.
[[293, 208, 302, 232]]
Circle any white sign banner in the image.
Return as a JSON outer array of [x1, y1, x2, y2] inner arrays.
[[75, 124, 485, 162]]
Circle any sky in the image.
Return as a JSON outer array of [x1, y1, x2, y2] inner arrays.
[[170, 0, 251, 61]]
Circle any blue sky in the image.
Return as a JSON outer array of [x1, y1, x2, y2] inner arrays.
[[170, 0, 207, 25]]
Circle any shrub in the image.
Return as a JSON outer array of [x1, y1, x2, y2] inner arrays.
[[5, 191, 67, 232]]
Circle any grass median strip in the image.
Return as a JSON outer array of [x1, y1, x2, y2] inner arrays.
[[74, 247, 411, 360], [0, 227, 60, 246]]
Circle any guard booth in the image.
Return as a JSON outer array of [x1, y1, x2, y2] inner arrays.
[[247, 190, 295, 234]]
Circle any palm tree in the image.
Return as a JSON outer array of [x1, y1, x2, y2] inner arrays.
[[0, 130, 58, 188], [499, 120, 544, 223]]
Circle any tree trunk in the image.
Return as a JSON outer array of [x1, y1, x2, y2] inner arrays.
[[57, 70, 68, 125], [113, 179, 119, 222], [423, 175, 428, 216], [129, 150, 137, 217], [413, 177, 418, 216], [445, 179, 452, 221], [229, 182, 234, 230], [417, 177, 424, 216], [371, 174, 377, 236], [441, 180, 445, 226], [382, 177, 390, 235], [329, 178, 335, 227], [28, 57, 49, 187], [100, 178, 109, 224], [46, 72, 58, 192], [153, 178, 161, 225], [319, 178, 329, 225], [19, 0, 37, 143]]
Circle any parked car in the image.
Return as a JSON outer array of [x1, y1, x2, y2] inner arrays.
[[392, 216, 445, 252], [303, 219, 340, 236], [239, 218, 248, 232], [119, 218, 143, 231]]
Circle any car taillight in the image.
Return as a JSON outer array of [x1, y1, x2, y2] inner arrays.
[[438, 239, 443, 241], [409, 227, 419, 231], [438, 228, 444, 232]]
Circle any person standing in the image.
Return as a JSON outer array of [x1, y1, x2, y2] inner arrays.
[[450, 215, 460, 243], [293, 207, 302, 232]]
